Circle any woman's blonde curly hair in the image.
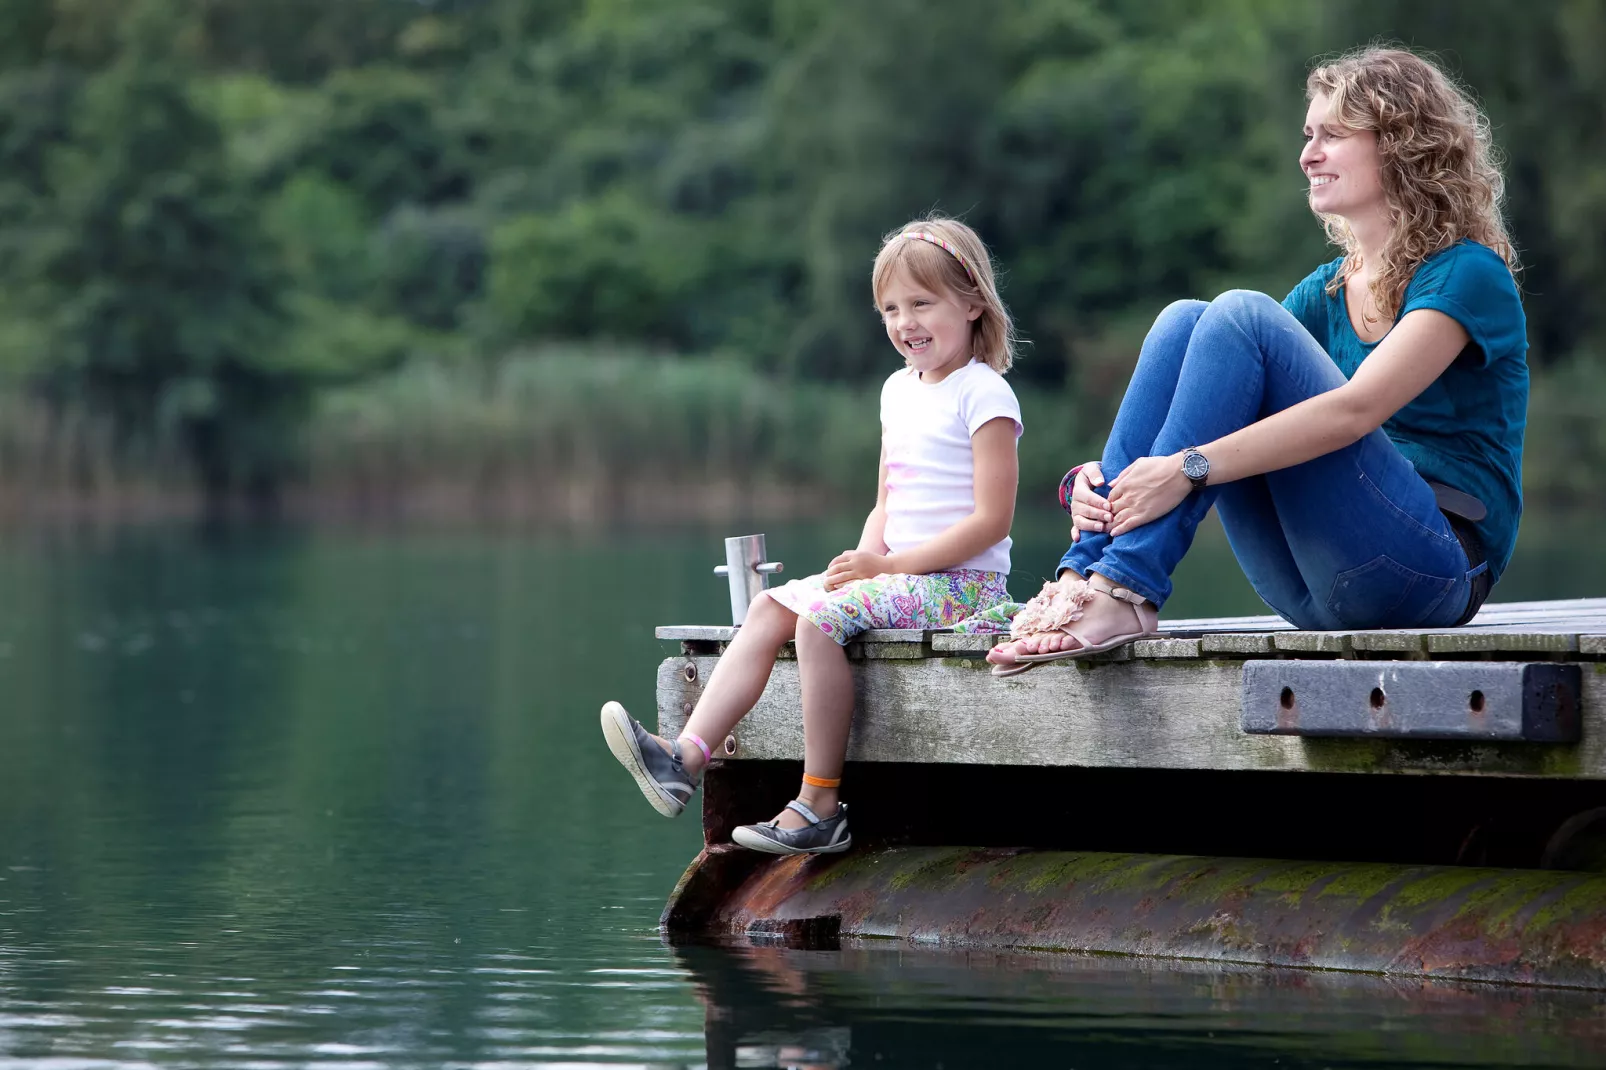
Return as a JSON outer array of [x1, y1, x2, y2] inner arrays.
[[1308, 47, 1517, 321]]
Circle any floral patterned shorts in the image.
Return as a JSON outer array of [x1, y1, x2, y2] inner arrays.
[[764, 569, 1013, 645]]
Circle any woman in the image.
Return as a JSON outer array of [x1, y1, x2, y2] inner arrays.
[[988, 47, 1526, 674]]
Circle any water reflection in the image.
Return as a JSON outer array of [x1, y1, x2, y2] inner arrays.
[[0, 516, 1603, 1067], [678, 940, 1606, 1069]]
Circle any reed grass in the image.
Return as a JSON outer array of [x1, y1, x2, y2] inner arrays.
[[0, 343, 1592, 523], [0, 392, 192, 518], [299, 347, 1102, 521]]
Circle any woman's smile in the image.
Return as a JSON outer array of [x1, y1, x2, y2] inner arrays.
[[1300, 92, 1385, 223]]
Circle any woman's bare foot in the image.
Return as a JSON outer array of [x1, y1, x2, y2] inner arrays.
[[986, 574, 1151, 665]]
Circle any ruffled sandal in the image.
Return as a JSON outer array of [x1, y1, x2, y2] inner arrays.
[[989, 576, 1159, 677]]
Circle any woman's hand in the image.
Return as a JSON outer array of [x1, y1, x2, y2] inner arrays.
[[1068, 462, 1112, 543], [1107, 453, 1192, 535], [823, 550, 891, 590]]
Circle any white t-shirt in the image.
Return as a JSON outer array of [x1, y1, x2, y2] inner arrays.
[[880, 360, 1023, 575]]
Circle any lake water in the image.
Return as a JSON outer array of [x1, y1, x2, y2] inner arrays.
[[2, 510, 1604, 1068]]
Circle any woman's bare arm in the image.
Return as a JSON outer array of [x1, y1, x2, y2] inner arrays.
[[1106, 308, 1470, 534]]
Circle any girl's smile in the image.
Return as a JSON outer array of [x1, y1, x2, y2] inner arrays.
[[878, 271, 982, 382]]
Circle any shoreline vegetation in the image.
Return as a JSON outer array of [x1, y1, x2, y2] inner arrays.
[[2, 5, 1602, 519], [0, 346, 1598, 526]]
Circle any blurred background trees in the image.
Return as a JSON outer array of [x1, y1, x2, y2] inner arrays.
[[0, 0, 1601, 514]]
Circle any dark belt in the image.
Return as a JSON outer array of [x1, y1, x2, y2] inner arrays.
[[1428, 482, 1491, 626]]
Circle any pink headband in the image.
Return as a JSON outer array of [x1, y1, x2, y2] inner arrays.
[[901, 230, 977, 284]]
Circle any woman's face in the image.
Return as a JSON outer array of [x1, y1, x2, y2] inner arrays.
[[1300, 92, 1387, 225]]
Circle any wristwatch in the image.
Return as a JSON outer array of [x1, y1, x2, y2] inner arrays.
[[1181, 447, 1210, 490]]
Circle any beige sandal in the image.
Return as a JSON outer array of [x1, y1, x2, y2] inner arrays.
[[990, 576, 1159, 677]]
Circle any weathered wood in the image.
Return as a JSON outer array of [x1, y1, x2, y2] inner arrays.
[[1271, 631, 1352, 655], [656, 654, 1606, 778], [658, 625, 739, 642], [1425, 631, 1580, 655], [1241, 661, 1582, 741], [654, 599, 1606, 780], [931, 633, 1001, 653], [1131, 638, 1202, 659], [1200, 633, 1277, 655], [661, 600, 1606, 661], [1350, 632, 1429, 654]]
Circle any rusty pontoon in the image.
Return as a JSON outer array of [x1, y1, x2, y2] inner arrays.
[[653, 594, 1606, 989]]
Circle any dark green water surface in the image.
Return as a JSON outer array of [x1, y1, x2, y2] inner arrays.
[[2, 511, 1604, 1068]]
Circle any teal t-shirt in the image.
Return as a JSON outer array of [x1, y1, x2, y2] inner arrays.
[[1281, 240, 1528, 580]]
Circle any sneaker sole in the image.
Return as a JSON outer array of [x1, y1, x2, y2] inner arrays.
[[730, 826, 853, 856], [600, 701, 685, 819]]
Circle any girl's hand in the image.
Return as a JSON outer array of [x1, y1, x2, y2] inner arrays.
[[1107, 454, 1192, 535], [1068, 462, 1111, 544], [823, 550, 891, 590]]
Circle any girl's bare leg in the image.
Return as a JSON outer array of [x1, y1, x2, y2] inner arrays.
[[774, 616, 854, 830], [649, 592, 796, 779]]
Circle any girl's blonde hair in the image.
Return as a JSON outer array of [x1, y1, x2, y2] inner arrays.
[[1307, 47, 1517, 322], [871, 217, 1017, 373]]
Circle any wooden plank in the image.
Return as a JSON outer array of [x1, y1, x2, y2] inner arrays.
[[862, 629, 928, 643], [931, 633, 1001, 653], [656, 625, 929, 644], [1350, 632, 1428, 654], [1460, 619, 1606, 634], [1469, 597, 1606, 613], [1201, 633, 1277, 655], [1161, 613, 1289, 635], [1241, 661, 1581, 741], [1272, 632, 1352, 655], [1582, 636, 1606, 656], [658, 625, 737, 642], [655, 655, 1606, 778], [851, 641, 928, 660], [1425, 632, 1579, 655], [1131, 638, 1202, 659], [665, 600, 1606, 653]]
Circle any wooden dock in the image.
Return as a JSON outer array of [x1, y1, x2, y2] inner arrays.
[[649, 598, 1606, 988], [656, 597, 1605, 779]]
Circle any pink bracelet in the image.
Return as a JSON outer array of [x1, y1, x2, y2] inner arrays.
[[680, 732, 712, 765]]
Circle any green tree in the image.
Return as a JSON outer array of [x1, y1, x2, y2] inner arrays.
[[25, 1, 293, 502]]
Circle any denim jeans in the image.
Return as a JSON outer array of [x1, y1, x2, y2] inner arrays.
[[1060, 291, 1480, 631]]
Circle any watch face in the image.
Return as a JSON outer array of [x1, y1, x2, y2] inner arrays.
[[1183, 451, 1209, 479]]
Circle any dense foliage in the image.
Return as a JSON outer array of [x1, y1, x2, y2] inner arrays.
[[1, 0, 1603, 503]]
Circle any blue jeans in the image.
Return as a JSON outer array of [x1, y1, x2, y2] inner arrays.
[[1060, 291, 1480, 631]]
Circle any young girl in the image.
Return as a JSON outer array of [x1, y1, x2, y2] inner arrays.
[[989, 47, 1526, 674], [601, 217, 1022, 854]]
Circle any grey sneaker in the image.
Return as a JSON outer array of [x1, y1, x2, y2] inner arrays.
[[731, 800, 852, 855], [600, 701, 698, 818]]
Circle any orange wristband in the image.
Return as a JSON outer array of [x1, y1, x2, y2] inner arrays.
[[802, 773, 841, 789]]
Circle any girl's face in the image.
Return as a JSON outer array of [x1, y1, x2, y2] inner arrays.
[[1300, 92, 1386, 225], [878, 269, 982, 381]]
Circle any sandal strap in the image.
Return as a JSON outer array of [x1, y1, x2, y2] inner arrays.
[[1087, 576, 1147, 606], [786, 799, 822, 825]]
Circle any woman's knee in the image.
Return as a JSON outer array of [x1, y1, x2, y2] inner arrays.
[[1151, 299, 1209, 336], [1205, 289, 1284, 327]]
